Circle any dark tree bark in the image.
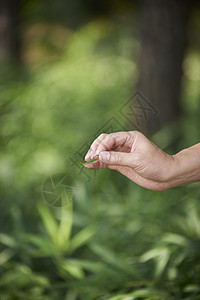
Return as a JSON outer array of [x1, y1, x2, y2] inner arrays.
[[0, 0, 21, 64], [137, 0, 192, 134]]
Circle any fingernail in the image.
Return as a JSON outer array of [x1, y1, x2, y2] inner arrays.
[[99, 151, 110, 163]]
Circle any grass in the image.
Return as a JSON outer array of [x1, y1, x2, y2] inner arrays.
[[80, 158, 99, 166]]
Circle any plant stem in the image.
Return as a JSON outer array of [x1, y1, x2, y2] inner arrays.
[[80, 158, 99, 166]]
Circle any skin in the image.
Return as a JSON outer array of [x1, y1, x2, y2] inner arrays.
[[84, 131, 200, 191]]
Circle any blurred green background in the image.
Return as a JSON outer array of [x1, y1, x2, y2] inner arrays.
[[1, 0, 200, 299]]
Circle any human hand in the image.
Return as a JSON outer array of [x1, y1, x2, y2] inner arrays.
[[84, 131, 176, 191]]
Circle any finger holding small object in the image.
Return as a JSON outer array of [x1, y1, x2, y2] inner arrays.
[[84, 160, 100, 169], [85, 149, 93, 161], [80, 157, 99, 166], [82, 155, 111, 169], [85, 133, 108, 161]]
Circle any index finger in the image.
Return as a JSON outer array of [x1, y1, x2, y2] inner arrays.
[[85, 133, 108, 161], [86, 131, 133, 161]]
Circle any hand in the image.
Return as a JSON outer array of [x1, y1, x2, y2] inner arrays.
[[84, 131, 175, 191]]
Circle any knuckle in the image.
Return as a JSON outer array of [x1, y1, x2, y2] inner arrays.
[[132, 130, 139, 135], [134, 130, 143, 138], [100, 140, 107, 149], [99, 133, 107, 139], [131, 130, 144, 141], [91, 133, 107, 149], [106, 134, 113, 144], [91, 140, 99, 150], [101, 135, 114, 150], [126, 131, 133, 140], [98, 133, 108, 146], [91, 140, 98, 147]]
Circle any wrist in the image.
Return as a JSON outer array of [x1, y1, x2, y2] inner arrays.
[[164, 153, 182, 188], [164, 146, 200, 189], [161, 153, 179, 184]]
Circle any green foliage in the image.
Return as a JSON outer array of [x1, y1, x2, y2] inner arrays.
[[1, 20, 200, 299]]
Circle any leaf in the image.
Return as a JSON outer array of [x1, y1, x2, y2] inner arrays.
[[155, 248, 170, 278], [69, 226, 95, 253], [59, 259, 84, 279], [0, 233, 17, 248], [0, 264, 50, 288], [140, 247, 164, 263], [0, 249, 15, 265], [183, 284, 200, 293], [57, 202, 73, 252], [107, 288, 163, 300], [69, 259, 106, 274], [140, 247, 170, 278], [90, 243, 139, 277], [80, 158, 99, 166], [187, 204, 200, 237], [37, 202, 58, 244], [23, 234, 56, 257], [161, 233, 188, 247]]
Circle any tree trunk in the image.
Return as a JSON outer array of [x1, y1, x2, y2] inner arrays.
[[137, 0, 192, 135], [0, 0, 21, 64]]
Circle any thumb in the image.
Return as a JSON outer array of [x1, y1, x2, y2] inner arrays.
[[99, 151, 133, 166]]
